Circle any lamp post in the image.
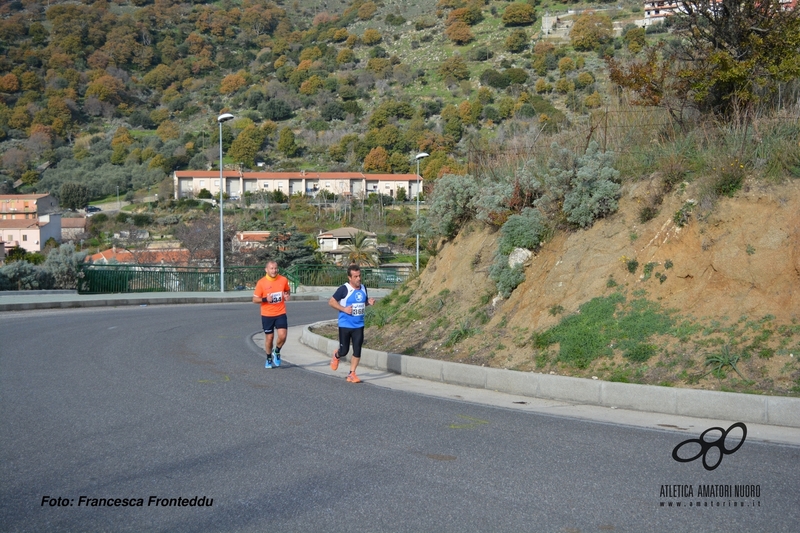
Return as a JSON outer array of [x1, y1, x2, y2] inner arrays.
[[116, 186, 120, 210], [218, 112, 234, 292], [414, 152, 429, 272]]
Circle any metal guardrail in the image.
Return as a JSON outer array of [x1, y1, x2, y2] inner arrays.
[[78, 264, 407, 294]]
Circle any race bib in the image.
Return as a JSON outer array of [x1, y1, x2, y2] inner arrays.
[[351, 302, 365, 316], [269, 291, 283, 303]]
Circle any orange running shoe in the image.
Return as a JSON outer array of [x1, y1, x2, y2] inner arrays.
[[346, 372, 361, 383], [330, 349, 339, 371]]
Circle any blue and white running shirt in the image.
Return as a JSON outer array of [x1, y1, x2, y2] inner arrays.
[[332, 282, 369, 328]]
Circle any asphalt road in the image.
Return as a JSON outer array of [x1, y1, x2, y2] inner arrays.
[[1, 302, 798, 533]]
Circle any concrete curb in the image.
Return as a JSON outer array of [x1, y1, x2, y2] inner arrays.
[[0, 293, 324, 312], [300, 320, 800, 429]]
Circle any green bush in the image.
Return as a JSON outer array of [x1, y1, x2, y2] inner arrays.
[[43, 244, 87, 290], [415, 174, 480, 239], [536, 141, 621, 228], [498, 208, 548, 255], [489, 258, 526, 298], [0, 261, 55, 290], [132, 214, 153, 227]]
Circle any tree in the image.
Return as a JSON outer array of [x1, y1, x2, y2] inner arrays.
[[174, 219, 218, 264], [229, 125, 267, 168], [220, 73, 247, 94], [60, 182, 91, 211], [261, 99, 292, 121], [363, 147, 391, 172], [277, 127, 299, 157], [254, 226, 314, 267], [445, 21, 474, 45], [362, 28, 382, 45], [505, 29, 529, 53], [570, 11, 613, 51], [0, 73, 20, 93], [340, 231, 379, 266], [438, 55, 470, 81], [156, 120, 180, 142], [299, 75, 324, 95], [336, 48, 356, 65], [502, 3, 537, 27], [321, 102, 346, 121], [623, 26, 646, 53], [670, 0, 800, 116], [85, 75, 126, 103], [447, 5, 484, 26], [358, 2, 377, 20]]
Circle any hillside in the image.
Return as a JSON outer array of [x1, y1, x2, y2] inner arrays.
[[355, 178, 800, 397]]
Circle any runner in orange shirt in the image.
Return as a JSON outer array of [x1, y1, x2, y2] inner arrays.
[[252, 260, 291, 369]]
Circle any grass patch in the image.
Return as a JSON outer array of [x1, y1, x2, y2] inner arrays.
[[536, 293, 675, 369]]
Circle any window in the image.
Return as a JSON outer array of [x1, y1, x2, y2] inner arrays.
[[22, 235, 27, 241], [214, 180, 219, 187], [385, 184, 391, 189], [278, 183, 283, 189], [199, 180, 205, 187], [325, 182, 330, 187], [263, 183, 269, 188]]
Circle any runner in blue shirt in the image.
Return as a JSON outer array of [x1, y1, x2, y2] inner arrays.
[[328, 264, 375, 383]]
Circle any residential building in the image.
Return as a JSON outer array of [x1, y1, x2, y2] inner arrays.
[[173, 170, 422, 201], [317, 226, 378, 265], [232, 231, 272, 253], [86, 246, 214, 266], [0, 213, 62, 253], [645, 0, 794, 23], [0, 194, 62, 252], [0, 194, 59, 220], [61, 217, 87, 242]]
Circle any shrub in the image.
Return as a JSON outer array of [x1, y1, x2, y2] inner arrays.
[[536, 141, 621, 228], [132, 213, 152, 226], [43, 244, 86, 289], [0, 261, 55, 290], [489, 258, 525, 298], [712, 158, 746, 197], [415, 174, 480, 239], [498, 208, 548, 255], [480, 69, 510, 89]]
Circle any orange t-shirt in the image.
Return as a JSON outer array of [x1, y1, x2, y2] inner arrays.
[[254, 275, 290, 317]]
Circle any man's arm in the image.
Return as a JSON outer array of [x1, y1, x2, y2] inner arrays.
[[328, 296, 351, 314]]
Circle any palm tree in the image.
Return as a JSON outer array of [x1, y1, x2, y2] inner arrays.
[[341, 231, 378, 266]]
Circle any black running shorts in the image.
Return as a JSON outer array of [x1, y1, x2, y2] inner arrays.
[[262, 314, 288, 334]]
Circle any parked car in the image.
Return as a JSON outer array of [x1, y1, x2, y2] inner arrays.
[[85, 205, 102, 213]]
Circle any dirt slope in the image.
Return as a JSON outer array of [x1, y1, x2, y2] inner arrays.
[[363, 178, 800, 396]]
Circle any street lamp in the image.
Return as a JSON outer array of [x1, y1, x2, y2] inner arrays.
[[116, 186, 120, 210], [414, 152, 429, 272], [218, 112, 234, 292]]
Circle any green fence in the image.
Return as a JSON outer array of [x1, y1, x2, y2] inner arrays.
[[284, 264, 408, 291], [78, 265, 264, 294], [78, 264, 408, 294]]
